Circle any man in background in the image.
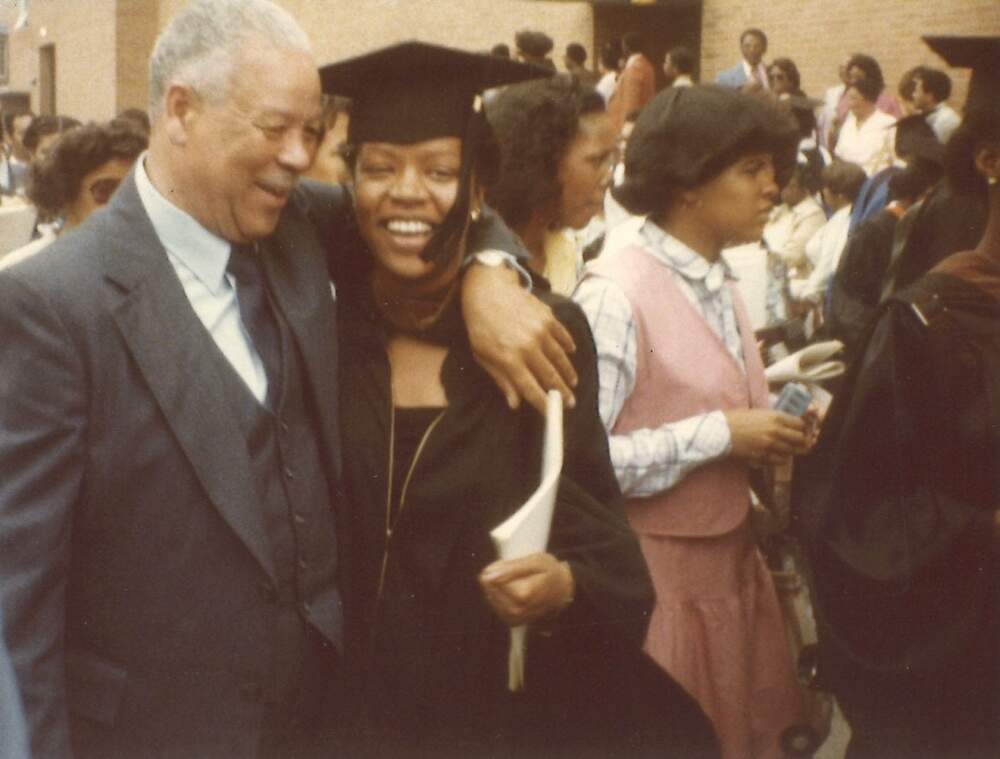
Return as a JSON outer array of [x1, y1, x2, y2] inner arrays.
[[564, 41, 598, 86], [912, 66, 961, 143], [608, 31, 655, 131], [715, 27, 770, 92], [663, 46, 696, 87]]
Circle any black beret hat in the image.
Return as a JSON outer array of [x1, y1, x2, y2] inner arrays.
[[615, 85, 799, 215]]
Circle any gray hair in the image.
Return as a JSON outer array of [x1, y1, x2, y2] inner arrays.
[[148, 0, 311, 118]]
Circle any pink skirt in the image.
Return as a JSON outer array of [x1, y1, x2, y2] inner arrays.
[[637, 518, 802, 759]]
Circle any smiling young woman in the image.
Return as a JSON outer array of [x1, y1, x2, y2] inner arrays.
[[319, 41, 717, 758]]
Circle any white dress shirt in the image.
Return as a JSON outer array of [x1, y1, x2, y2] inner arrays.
[[596, 71, 617, 104], [926, 103, 961, 145], [574, 220, 740, 498], [835, 109, 897, 176], [763, 195, 827, 273], [134, 156, 269, 404], [793, 204, 852, 302], [742, 59, 770, 90]]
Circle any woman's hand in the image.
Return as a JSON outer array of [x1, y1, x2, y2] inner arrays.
[[461, 264, 577, 414], [478, 553, 575, 628], [723, 408, 810, 466]]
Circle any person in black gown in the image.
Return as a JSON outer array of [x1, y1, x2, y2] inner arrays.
[[319, 42, 719, 759], [795, 35, 1000, 759]]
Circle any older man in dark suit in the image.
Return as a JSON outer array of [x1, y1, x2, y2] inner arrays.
[[0, 1, 575, 756]]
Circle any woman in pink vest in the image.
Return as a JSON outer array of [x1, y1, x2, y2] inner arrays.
[[575, 85, 811, 759]]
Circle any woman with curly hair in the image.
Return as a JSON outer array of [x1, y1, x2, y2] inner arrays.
[[767, 57, 803, 99], [1, 120, 146, 270], [486, 75, 616, 294]]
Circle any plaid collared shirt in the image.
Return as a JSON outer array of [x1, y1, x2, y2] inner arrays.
[[573, 220, 746, 498]]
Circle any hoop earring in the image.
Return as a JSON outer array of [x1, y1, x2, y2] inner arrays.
[[988, 176, 998, 187]]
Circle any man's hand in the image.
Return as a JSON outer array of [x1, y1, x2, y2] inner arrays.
[[478, 553, 575, 628], [462, 264, 577, 413], [724, 408, 809, 467]]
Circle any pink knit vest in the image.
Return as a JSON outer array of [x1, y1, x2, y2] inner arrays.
[[585, 244, 769, 537]]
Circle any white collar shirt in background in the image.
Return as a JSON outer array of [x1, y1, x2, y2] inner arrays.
[[835, 109, 897, 176]]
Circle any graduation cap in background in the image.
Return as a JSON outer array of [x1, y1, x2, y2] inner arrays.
[[318, 41, 550, 271], [923, 35, 1000, 116]]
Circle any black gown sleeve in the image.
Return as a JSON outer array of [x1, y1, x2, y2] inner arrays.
[[522, 296, 718, 759], [797, 279, 997, 673], [538, 296, 654, 644]]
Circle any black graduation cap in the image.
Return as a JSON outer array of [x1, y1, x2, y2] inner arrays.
[[319, 41, 548, 145], [923, 35, 1000, 115]]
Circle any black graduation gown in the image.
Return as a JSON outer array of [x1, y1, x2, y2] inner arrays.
[[824, 209, 898, 352], [794, 261, 1000, 757], [884, 182, 988, 295], [337, 285, 719, 758]]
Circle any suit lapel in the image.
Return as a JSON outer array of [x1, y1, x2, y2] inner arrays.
[[260, 204, 343, 482], [103, 173, 278, 583]]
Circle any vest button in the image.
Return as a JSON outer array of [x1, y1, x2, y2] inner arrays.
[[279, 419, 290, 433], [239, 682, 262, 703], [293, 512, 306, 525], [301, 601, 311, 615], [298, 558, 308, 570], [258, 581, 276, 603], [283, 466, 295, 480]]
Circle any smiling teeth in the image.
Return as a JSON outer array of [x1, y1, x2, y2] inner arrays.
[[386, 219, 432, 235]]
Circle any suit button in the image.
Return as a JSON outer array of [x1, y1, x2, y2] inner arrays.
[[298, 558, 308, 571], [283, 466, 295, 480], [293, 512, 306, 525], [240, 682, 262, 703], [258, 581, 276, 603]]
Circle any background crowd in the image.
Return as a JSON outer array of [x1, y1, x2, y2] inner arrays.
[[0, 1, 998, 758]]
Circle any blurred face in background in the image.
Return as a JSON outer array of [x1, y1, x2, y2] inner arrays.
[[769, 66, 792, 96], [780, 171, 807, 207], [305, 110, 351, 186], [741, 33, 766, 67], [912, 78, 937, 112], [64, 157, 135, 228], [555, 111, 616, 230], [11, 114, 32, 161], [846, 85, 876, 121]]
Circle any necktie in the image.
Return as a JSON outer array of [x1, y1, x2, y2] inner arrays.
[[227, 243, 283, 407]]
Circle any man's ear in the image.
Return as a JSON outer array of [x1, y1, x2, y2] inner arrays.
[[162, 83, 201, 147], [974, 142, 1000, 186]]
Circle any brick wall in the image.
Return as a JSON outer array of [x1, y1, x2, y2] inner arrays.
[[3, 1, 998, 121], [2, 0, 593, 117], [0, 0, 118, 120], [701, 0, 1000, 111]]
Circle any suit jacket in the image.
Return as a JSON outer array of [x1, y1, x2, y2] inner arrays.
[[0, 607, 28, 759], [714, 63, 748, 89], [0, 173, 354, 757], [608, 53, 656, 131]]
